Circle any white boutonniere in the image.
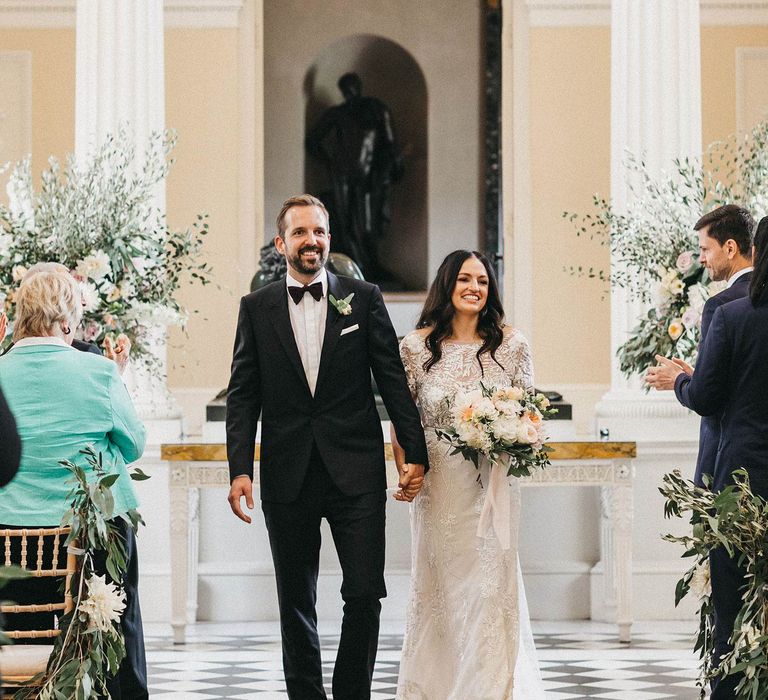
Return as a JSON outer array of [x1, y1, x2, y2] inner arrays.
[[329, 293, 354, 316]]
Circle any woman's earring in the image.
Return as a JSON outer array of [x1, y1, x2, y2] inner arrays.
[[62, 324, 71, 335]]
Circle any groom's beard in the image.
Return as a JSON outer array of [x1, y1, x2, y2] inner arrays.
[[288, 246, 328, 275]]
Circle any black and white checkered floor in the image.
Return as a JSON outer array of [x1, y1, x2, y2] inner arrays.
[[145, 621, 702, 699]]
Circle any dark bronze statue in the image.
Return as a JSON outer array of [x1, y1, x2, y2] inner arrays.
[[305, 72, 403, 281]]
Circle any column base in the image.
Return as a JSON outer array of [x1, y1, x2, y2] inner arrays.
[[594, 388, 699, 442]]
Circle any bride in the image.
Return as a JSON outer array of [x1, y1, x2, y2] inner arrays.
[[392, 250, 547, 699]]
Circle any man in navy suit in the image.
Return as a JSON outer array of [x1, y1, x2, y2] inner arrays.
[[646, 205, 754, 486]]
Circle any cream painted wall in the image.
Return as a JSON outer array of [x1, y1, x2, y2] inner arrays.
[[164, 29, 240, 391], [0, 29, 75, 172], [0, 27, 240, 393], [701, 25, 768, 144], [528, 27, 611, 387]]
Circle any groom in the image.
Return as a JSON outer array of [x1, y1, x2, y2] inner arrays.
[[226, 194, 428, 700]]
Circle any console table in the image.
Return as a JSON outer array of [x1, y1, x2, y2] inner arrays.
[[161, 441, 636, 644]]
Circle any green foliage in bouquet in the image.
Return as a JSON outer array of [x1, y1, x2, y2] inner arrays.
[[660, 469, 768, 698], [0, 130, 213, 370], [566, 119, 768, 380], [435, 382, 558, 479], [13, 446, 149, 700]]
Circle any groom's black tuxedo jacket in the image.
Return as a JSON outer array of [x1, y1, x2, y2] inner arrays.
[[226, 271, 428, 503], [686, 272, 751, 487]]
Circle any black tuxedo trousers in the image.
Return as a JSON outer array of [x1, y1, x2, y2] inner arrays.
[[262, 445, 386, 700]]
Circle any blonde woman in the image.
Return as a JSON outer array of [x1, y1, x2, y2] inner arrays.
[[0, 268, 148, 699]]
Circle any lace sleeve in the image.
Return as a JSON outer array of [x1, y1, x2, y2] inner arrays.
[[399, 332, 424, 400], [504, 329, 534, 390]]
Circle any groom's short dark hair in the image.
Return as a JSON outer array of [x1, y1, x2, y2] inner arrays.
[[276, 194, 329, 238], [694, 204, 754, 256]]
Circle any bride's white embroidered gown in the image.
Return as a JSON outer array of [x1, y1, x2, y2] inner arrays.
[[396, 329, 547, 700]]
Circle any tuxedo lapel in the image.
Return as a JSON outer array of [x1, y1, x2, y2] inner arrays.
[[315, 271, 347, 395], [267, 282, 312, 396]]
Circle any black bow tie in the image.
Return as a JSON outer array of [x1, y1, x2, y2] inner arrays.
[[288, 282, 323, 305]]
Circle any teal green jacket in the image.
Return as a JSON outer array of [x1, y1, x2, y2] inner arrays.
[[0, 341, 145, 526]]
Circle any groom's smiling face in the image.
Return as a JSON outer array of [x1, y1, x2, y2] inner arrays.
[[276, 205, 331, 280]]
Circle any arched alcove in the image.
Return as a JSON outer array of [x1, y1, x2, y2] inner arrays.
[[303, 34, 428, 290]]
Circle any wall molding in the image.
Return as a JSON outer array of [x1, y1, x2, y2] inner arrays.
[[0, 1, 244, 29], [526, 0, 768, 27]]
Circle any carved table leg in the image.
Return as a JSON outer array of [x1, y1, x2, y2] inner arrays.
[[170, 466, 189, 644], [611, 463, 634, 643]]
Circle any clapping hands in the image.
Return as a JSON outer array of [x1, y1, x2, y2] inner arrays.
[[103, 333, 131, 374], [645, 355, 692, 390]]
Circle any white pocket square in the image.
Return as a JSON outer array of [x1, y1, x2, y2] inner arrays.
[[340, 324, 359, 336]]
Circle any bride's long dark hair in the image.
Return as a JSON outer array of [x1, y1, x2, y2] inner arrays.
[[750, 216, 768, 306], [416, 250, 505, 373]]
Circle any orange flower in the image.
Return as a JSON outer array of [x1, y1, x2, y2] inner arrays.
[[461, 406, 475, 422]]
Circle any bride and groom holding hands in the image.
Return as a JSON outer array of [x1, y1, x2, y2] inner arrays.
[[225, 194, 547, 699]]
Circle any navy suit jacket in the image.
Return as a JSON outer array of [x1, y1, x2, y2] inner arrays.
[[688, 272, 751, 486], [675, 293, 768, 497]]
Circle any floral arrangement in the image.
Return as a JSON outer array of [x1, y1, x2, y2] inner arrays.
[[435, 382, 557, 478], [660, 469, 768, 697], [14, 446, 149, 699], [566, 119, 768, 379], [0, 130, 212, 369]]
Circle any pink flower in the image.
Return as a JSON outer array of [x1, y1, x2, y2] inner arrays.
[[83, 321, 102, 342], [676, 251, 694, 273], [682, 307, 700, 329]]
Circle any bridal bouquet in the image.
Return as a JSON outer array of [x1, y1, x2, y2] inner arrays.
[[435, 383, 557, 478]]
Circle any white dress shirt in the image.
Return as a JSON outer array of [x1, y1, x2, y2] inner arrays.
[[286, 268, 328, 395], [727, 266, 753, 288]]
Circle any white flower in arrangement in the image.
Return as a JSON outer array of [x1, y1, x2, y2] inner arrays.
[[668, 277, 685, 296], [76, 250, 111, 281], [104, 283, 122, 303], [119, 279, 136, 299], [516, 416, 540, 445], [687, 283, 709, 316], [457, 422, 491, 451], [0, 232, 11, 259], [78, 574, 126, 634], [472, 397, 499, 421], [492, 415, 521, 444], [79, 281, 100, 312], [689, 560, 711, 599], [130, 256, 150, 276], [681, 307, 700, 330], [6, 168, 34, 230], [667, 318, 684, 341], [11, 265, 27, 282]]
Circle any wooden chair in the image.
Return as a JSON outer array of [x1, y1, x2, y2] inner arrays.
[[0, 527, 79, 697]]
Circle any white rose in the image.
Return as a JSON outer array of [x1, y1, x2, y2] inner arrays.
[[516, 417, 539, 445], [119, 279, 136, 300], [79, 281, 100, 312], [473, 397, 498, 421], [652, 282, 673, 312], [492, 416, 520, 444], [76, 250, 111, 281], [12, 264, 27, 282], [458, 422, 489, 451], [495, 399, 523, 417]]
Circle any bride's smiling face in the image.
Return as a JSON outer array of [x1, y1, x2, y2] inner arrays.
[[451, 256, 489, 316]]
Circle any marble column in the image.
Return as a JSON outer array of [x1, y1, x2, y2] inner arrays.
[[594, 0, 702, 441], [75, 0, 179, 422]]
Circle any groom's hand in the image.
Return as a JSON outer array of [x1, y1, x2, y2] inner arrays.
[[228, 475, 255, 523], [394, 463, 425, 502]]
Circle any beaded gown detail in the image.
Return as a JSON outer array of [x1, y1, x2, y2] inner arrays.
[[396, 329, 546, 700]]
